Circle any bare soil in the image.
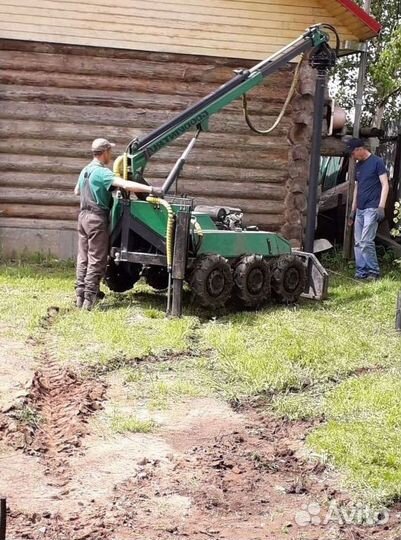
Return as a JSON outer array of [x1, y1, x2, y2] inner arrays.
[[1, 316, 400, 540]]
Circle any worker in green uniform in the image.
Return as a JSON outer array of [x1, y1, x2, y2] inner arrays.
[[75, 138, 163, 310]]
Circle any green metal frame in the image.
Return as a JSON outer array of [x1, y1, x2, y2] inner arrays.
[[111, 199, 292, 259]]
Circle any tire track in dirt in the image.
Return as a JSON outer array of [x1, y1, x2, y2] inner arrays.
[[0, 307, 106, 482]]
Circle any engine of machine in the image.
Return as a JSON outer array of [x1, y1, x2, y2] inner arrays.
[[194, 205, 244, 231]]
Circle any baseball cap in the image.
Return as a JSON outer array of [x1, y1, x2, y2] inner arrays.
[[345, 138, 365, 153], [91, 138, 116, 152]]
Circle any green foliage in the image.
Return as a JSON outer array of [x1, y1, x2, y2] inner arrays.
[[390, 199, 401, 237], [333, 0, 401, 126], [371, 26, 401, 104], [15, 406, 42, 429]]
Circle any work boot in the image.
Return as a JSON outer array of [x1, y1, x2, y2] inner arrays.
[[83, 294, 97, 311], [76, 295, 84, 309]]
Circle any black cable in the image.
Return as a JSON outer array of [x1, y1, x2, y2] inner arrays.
[[320, 23, 341, 56]]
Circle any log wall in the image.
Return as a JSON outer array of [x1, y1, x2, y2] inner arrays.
[[0, 39, 305, 258]]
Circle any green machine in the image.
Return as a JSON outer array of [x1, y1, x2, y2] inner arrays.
[[105, 24, 338, 315]]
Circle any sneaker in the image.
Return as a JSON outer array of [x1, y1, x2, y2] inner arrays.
[[354, 275, 368, 281], [76, 295, 84, 308], [366, 274, 380, 282]]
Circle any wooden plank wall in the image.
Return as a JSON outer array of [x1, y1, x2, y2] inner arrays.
[[0, 38, 298, 256], [0, 0, 358, 61]]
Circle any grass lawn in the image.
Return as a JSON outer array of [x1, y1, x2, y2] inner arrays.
[[1, 254, 401, 505]]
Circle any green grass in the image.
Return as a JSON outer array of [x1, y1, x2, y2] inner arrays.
[[14, 405, 42, 429], [53, 302, 197, 365], [308, 372, 401, 504], [110, 413, 157, 434], [119, 357, 211, 410], [272, 388, 327, 421], [148, 378, 204, 409], [202, 273, 401, 397], [3, 256, 401, 505], [0, 260, 74, 338]]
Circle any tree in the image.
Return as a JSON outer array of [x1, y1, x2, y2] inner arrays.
[[332, 0, 401, 128]]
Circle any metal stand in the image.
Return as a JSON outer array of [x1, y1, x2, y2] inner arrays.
[[304, 45, 336, 254], [171, 211, 191, 317], [396, 291, 401, 332], [293, 250, 329, 300], [0, 498, 6, 540]]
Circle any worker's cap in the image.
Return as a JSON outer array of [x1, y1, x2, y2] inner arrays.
[[91, 138, 116, 153], [345, 138, 365, 153]]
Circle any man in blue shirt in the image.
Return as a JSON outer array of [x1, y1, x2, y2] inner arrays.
[[347, 138, 389, 280]]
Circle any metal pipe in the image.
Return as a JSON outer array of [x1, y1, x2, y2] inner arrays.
[[162, 134, 199, 194], [343, 0, 371, 259], [304, 68, 328, 253], [167, 273, 173, 314], [396, 291, 401, 332], [0, 497, 6, 540]]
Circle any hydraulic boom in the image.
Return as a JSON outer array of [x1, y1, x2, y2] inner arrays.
[[115, 24, 338, 188]]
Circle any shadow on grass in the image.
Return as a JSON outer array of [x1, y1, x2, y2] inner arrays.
[[98, 285, 288, 323]]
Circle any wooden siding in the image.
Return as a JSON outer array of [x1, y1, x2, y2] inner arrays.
[[0, 39, 299, 255], [0, 0, 361, 61]]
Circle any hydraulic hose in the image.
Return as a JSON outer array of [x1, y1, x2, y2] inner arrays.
[[191, 216, 204, 253], [192, 217, 203, 237], [242, 54, 304, 135], [146, 197, 175, 271], [113, 153, 128, 178]]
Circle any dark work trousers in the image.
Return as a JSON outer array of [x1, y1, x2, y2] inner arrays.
[[76, 210, 109, 300]]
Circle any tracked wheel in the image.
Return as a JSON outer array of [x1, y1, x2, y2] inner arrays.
[[271, 254, 307, 303], [142, 266, 169, 290], [189, 254, 233, 309], [233, 255, 271, 308], [104, 258, 141, 293]]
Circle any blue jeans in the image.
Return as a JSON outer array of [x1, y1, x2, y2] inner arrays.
[[354, 208, 380, 278]]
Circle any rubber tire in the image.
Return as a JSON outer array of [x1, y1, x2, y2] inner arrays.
[[233, 255, 271, 308], [142, 266, 169, 290], [104, 258, 141, 293], [189, 254, 233, 309], [271, 254, 307, 304]]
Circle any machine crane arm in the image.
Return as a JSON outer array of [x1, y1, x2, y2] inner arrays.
[[119, 24, 338, 185]]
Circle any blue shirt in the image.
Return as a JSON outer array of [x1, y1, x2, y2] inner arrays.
[[356, 154, 387, 210]]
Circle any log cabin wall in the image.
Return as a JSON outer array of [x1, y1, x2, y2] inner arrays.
[[0, 38, 299, 258]]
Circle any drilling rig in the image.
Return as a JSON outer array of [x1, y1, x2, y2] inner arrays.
[[105, 24, 338, 315]]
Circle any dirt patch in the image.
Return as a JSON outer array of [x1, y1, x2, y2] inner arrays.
[[1, 310, 400, 540], [0, 332, 36, 414], [6, 407, 399, 540]]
